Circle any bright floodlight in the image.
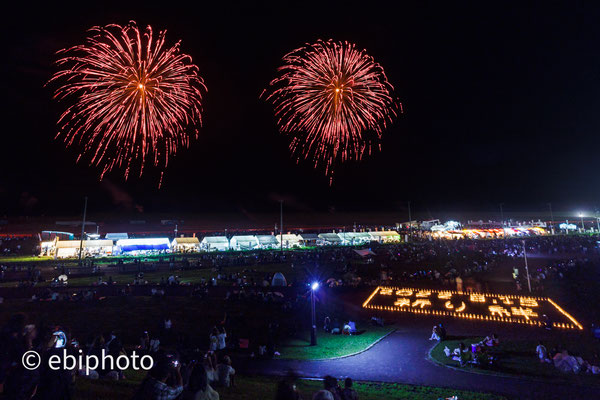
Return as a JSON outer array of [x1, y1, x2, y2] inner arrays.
[[579, 213, 584, 217], [311, 282, 319, 291]]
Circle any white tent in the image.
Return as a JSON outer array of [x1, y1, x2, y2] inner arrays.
[[318, 233, 343, 245], [171, 237, 201, 253], [230, 235, 259, 251], [338, 232, 372, 245], [256, 235, 279, 249], [368, 231, 401, 243], [201, 236, 230, 251], [276, 234, 302, 248], [55, 240, 114, 258], [299, 233, 319, 246], [271, 272, 287, 286]]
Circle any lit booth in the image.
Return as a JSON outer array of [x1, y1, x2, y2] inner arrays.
[[256, 235, 279, 249], [338, 232, 372, 245], [299, 233, 319, 247], [201, 236, 230, 252], [116, 238, 171, 255], [54, 240, 114, 258], [318, 233, 343, 246], [171, 237, 201, 253], [368, 231, 401, 243], [276, 234, 302, 249], [230, 235, 260, 251]]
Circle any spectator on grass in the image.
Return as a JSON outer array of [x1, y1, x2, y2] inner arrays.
[[217, 327, 227, 351], [429, 325, 440, 341], [323, 376, 342, 400], [209, 328, 218, 352], [215, 355, 235, 387], [182, 364, 219, 400], [133, 357, 183, 400], [341, 378, 358, 400], [313, 390, 334, 400], [275, 379, 302, 400], [536, 341, 551, 363]]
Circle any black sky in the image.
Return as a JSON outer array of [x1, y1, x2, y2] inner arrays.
[[1, 1, 599, 216]]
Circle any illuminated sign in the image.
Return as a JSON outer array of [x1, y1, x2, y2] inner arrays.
[[362, 286, 583, 330]]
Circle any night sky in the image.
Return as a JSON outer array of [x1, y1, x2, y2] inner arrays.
[[1, 1, 600, 217]]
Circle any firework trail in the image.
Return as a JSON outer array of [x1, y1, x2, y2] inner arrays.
[[48, 21, 206, 182], [263, 39, 400, 180]]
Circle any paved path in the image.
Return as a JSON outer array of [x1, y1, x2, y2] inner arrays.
[[242, 326, 597, 399]]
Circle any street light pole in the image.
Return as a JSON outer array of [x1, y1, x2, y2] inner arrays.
[[499, 203, 504, 225], [547, 203, 554, 234], [280, 200, 284, 252], [78, 196, 88, 265], [407, 201, 412, 241], [310, 282, 318, 346], [522, 240, 532, 293], [579, 213, 585, 233]]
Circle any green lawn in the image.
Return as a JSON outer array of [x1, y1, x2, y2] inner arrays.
[[0, 262, 309, 288], [74, 371, 507, 400], [279, 325, 394, 360], [430, 336, 600, 386]]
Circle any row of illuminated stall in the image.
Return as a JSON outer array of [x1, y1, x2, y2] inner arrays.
[[429, 225, 547, 240], [39, 230, 401, 258]]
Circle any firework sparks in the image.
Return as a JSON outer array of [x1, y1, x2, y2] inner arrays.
[[263, 39, 400, 179], [48, 21, 206, 181]]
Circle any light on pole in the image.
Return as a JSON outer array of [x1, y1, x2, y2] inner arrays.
[[310, 282, 319, 346], [579, 213, 585, 233], [522, 240, 532, 293], [547, 203, 554, 234]]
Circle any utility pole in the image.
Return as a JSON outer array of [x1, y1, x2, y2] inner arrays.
[[407, 201, 412, 240], [522, 240, 532, 293], [499, 203, 504, 226], [280, 200, 283, 252], [78, 196, 88, 265], [547, 203, 554, 234]]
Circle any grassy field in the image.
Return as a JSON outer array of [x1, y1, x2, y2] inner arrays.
[[74, 371, 508, 400], [430, 336, 600, 386], [279, 325, 394, 360], [0, 261, 314, 288]]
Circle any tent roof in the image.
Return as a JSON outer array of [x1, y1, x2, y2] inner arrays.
[[318, 233, 342, 242], [172, 237, 200, 244], [277, 234, 301, 241], [201, 236, 229, 243], [339, 232, 372, 239], [256, 235, 278, 244], [56, 240, 113, 248], [231, 235, 258, 242], [369, 231, 400, 237]]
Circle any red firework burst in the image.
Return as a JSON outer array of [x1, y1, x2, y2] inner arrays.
[[264, 39, 400, 179], [48, 21, 206, 182]]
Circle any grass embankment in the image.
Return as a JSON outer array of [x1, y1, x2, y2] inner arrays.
[[430, 336, 600, 386], [279, 325, 394, 360], [74, 371, 507, 400]]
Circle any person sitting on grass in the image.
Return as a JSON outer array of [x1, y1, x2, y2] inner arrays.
[[182, 364, 219, 400], [313, 390, 334, 400], [215, 355, 235, 387], [275, 379, 302, 400], [536, 341, 551, 363], [341, 377, 358, 400], [133, 356, 183, 400], [429, 325, 440, 341], [482, 333, 499, 347], [323, 375, 343, 400]]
